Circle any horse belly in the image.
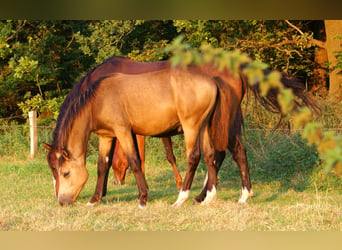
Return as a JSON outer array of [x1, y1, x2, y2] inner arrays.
[[128, 99, 180, 136]]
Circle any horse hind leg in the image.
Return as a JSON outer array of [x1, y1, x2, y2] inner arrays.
[[199, 125, 221, 206], [193, 150, 225, 204], [172, 128, 201, 208], [161, 137, 182, 189], [228, 135, 253, 204]]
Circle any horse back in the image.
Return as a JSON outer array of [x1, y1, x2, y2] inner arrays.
[[91, 68, 218, 138]]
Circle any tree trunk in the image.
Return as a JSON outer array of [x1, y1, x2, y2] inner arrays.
[[324, 20, 342, 100]]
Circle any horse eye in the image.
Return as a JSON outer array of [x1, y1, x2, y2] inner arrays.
[[63, 171, 70, 178]]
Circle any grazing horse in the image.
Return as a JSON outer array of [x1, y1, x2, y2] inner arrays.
[[43, 65, 232, 207], [80, 56, 183, 189], [43, 57, 182, 207]]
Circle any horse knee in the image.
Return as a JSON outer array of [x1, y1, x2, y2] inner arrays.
[[127, 157, 142, 173]]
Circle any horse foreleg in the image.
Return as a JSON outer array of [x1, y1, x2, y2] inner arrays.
[[228, 135, 253, 204], [161, 137, 182, 188], [116, 129, 149, 208], [88, 136, 115, 206]]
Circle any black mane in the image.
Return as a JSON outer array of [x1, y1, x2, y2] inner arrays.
[[51, 74, 107, 151]]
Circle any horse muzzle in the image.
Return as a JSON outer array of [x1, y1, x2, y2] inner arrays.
[[58, 194, 74, 206]]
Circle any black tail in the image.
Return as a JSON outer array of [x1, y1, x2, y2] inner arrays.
[[242, 68, 319, 129]]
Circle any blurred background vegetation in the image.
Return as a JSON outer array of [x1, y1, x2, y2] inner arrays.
[[0, 20, 341, 183], [0, 20, 341, 123]]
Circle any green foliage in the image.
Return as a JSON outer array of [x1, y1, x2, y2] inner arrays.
[[0, 20, 92, 118], [17, 94, 64, 125], [165, 36, 342, 177], [0, 20, 320, 121]]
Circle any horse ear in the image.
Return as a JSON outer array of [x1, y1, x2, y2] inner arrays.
[[62, 149, 71, 160], [42, 142, 52, 151]]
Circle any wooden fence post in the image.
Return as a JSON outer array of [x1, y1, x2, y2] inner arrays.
[[29, 111, 37, 158]]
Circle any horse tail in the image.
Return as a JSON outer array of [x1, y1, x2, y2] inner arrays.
[[242, 67, 320, 129], [209, 76, 231, 152]]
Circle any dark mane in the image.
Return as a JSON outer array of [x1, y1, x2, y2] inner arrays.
[[51, 56, 129, 150], [51, 76, 106, 150]]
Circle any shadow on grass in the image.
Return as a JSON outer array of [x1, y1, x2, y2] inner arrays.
[[80, 132, 333, 206], [217, 132, 321, 203]]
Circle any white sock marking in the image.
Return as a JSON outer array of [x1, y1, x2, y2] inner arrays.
[[201, 186, 217, 205], [86, 202, 95, 207], [172, 190, 190, 208], [238, 187, 253, 204]]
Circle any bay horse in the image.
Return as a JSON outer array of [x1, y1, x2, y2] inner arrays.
[[43, 65, 233, 207], [104, 59, 317, 206]]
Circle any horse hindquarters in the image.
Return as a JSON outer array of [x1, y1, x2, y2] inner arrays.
[[172, 71, 222, 207]]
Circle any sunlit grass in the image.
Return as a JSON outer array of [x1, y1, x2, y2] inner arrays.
[[0, 147, 341, 231]]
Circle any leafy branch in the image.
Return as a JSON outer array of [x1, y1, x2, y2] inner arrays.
[[165, 36, 342, 178]]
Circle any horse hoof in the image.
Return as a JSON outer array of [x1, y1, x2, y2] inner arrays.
[[171, 202, 182, 208], [87, 197, 101, 206], [238, 187, 253, 204], [138, 201, 146, 209], [86, 202, 96, 207]]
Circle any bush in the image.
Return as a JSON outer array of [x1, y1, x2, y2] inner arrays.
[[0, 120, 29, 158]]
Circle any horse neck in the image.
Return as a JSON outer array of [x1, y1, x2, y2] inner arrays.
[[65, 106, 92, 160]]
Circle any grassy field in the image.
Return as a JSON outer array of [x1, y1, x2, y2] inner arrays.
[[0, 129, 341, 231], [0, 97, 341, 231]]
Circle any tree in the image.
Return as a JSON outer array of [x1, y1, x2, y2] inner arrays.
[[0, 20, 336, 121], [0, 20, 92, 120], [324, 20, 342, 100], [308, 20, 342, 100]]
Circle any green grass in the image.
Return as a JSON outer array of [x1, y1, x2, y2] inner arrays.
[[0, 131, 341, 231]]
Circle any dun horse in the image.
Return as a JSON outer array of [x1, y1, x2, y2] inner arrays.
[[78, 56, 183, 189], [43, 56, 316, 207], [43, 65, 232, 207]]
